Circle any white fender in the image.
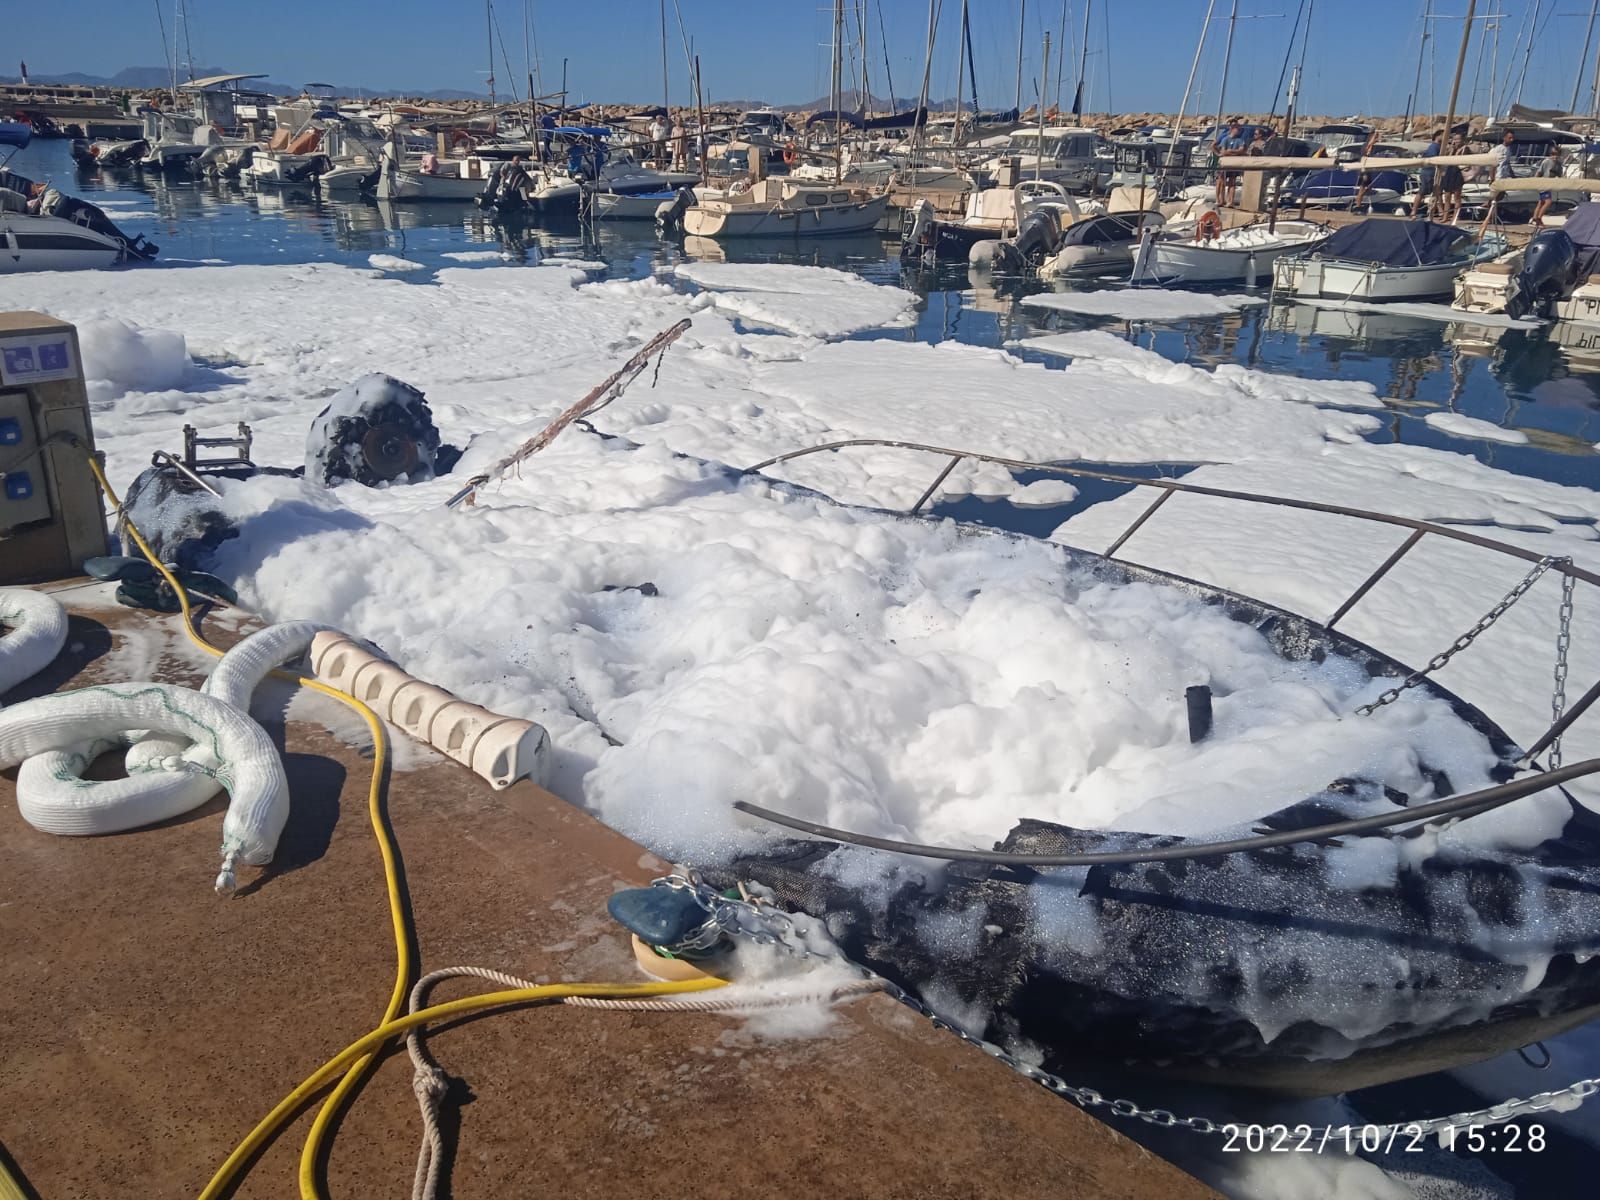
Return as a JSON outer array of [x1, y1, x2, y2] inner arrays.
[[0, 588, 69, 698], [0, 681, 288, 892], [310, 631, 551, 790]]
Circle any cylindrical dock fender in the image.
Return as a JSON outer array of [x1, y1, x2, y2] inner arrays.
[[0, 589, 70, 698], [310, 630, 550, 790], [0, 682, 288, 892]]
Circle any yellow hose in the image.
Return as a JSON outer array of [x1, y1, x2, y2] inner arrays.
[[84, 456, 411, 1199], [82, 455, 729, 1199], [203, 977, 727, 1197]]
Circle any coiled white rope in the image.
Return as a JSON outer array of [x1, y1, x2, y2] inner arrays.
[[404, 963, 884, 1200]]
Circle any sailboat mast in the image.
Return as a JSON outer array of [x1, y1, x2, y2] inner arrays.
[[877, 0, 896, 107], [1167, 0, 1217, 172], [486, 0, 497, 108], [1406, 1, 1431, 137], [1074, 0, 1093, 118], [1214, 0, 1238, 132], [833, 0, 844, 182], [170, 0, 181, 102], [952, 0, 967, 143], [964, 1, 980, 117], [1575, 1, 1599, 112], [1015, 0, 1027, 114], [1439, 0, 1477, 155], [910, 0, 938, 162], [660, 0, 670, 114], [1036, 31, 1051, 180]]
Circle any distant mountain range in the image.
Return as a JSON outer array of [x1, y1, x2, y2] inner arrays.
[[0, 65, 484, 102], [2, 68, 983, 112]]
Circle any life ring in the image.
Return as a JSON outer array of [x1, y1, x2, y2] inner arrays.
[[783, 141, 797, 166], [1197, 210, 1223, 241]]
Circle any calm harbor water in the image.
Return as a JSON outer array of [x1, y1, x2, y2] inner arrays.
[[9, 136, 1600, 1196], [10, 136, 1600, 503]]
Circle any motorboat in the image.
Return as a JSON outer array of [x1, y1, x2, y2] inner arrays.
[[69, 136, 148, 169], [902, 168, 1081, 262], [1039, 210, 1166, 279], [1273, 218, 1508, 301], [1280, 165, 1408, 211], [973, 127, 1105, 193], [138, 73, 266, 174], [1129, 217, 1328, 285], [681, 177, 888, 239], [1456, 193, 1600, 321], [375, 141, 492, 202], [0, 167, 157, 271]]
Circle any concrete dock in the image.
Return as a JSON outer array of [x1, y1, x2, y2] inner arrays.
[[0, 582, 1216, 1199]]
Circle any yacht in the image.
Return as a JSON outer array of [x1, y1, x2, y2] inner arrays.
[[681, 177, 888, 238], [0, 163, 157, 271], [974, 127, 1104, 192], [902, 172, 1081, 262]]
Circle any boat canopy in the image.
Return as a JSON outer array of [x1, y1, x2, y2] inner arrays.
[[1561, 202, 1600, 248], [805, 110, 865, 129], [1317, 219, 1467, 266], [863, 106, 926, 130], [0, 122, 32, 149], [181, 73, 268, 90]]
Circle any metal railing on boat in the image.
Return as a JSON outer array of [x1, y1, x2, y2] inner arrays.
[[736, 437, 1600, 864]]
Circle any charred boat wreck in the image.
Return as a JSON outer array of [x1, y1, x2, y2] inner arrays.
[[111, 420, 1600, 1104]]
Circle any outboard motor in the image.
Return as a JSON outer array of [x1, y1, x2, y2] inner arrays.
[[1012, 207, 1063, 266], [655, 184, 696, 232], [899, 198, 935, 259], [1507, 229, 1579, 321], [69, 138, 94, 166]]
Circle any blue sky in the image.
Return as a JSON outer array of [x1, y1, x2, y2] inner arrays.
[[10, 1, 1600, 117]]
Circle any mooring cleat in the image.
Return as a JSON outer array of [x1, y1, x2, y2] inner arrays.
[[606, 885, 712, 948]]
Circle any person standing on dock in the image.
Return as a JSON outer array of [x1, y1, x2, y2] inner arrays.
[[1532, 145, 1563, 228], [1439, 133, 1468, 223], [649, 114, 670, 168], [1491, 130, 1517, 182], [1413, 129, 1442, 218], [1213, 119, 1246, 208]]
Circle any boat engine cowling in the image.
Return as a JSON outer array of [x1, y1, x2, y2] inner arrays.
[[1507, 230, 1579, 321], [1012, 207, 1064, 265], [655, 185, 696, 231]]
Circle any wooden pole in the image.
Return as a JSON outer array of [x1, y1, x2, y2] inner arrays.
[[1436, 0, 1477, 217]]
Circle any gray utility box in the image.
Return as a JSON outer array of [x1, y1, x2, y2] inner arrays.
[[0, 311, 106, 584]]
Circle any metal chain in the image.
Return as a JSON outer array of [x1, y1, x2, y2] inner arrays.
[[1357, 556, 1569, 717], [650, 873, 1600, 1138], [1549, 568, 1576, 770]]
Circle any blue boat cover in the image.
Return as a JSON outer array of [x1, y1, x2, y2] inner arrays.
[[552, 126, 612, 138], [1318, 218, 1468, 266], [1562, 202, 1600, 249], [0, 122, 32, 149], [1290, 168, 1409, 197], [805, 110, 866, 129]]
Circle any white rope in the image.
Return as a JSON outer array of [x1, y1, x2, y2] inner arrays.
[[404, 965, 884, 1200]]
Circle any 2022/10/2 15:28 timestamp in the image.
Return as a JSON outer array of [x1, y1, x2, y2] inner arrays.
[[1220, 1123, 1547, 1154]]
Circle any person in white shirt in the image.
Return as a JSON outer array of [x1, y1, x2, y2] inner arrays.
[[649, 116, 670, 166], [1491, 131, 1516, 181]]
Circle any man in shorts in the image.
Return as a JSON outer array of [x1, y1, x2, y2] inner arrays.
[[1413, 129, 1442, 217], [1438, 133, 1468, 222], [1533, 144, 1563, 227], [1213, 119, 1246, 207]]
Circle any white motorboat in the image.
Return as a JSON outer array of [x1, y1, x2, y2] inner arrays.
[[1040, 211, 1166, 279], [375, 142, 490, 201], [903, 169, 1082, 261], [0, 213, 126, 272], [974, 127, 1104, 192], [1130, 217, 1328, 285], [1456, 196, 1600, 321], [681, 177, 888, 239], [1274, 218, 1508, 302]]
